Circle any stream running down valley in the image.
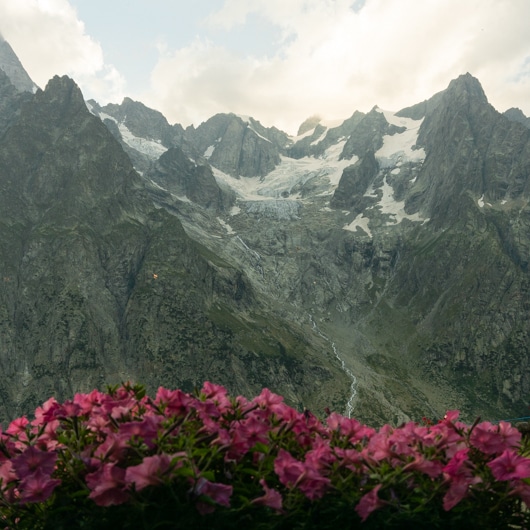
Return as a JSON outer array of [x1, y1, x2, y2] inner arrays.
[[309, 315, 357, 418]]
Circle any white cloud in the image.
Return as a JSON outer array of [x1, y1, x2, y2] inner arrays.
[[0, 0, 125, 103], [147, 0, 530, 133]]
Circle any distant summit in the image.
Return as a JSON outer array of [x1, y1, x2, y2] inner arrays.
[[0, 33, 38, 93]]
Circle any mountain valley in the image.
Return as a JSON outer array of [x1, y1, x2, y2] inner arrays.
[[1, 35, 529, 425]]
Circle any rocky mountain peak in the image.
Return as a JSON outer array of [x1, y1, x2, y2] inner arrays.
[[186, 112, 285, 177], [0, 34, 38, 94], [297, 115, 323, 136], [443, 72, 488, 106], [339, 106, 405, 160], [504, 107, 530, 129], [36, 75, 88, 115]]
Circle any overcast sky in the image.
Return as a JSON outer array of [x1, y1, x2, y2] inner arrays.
[[0, 0, 529, 134]]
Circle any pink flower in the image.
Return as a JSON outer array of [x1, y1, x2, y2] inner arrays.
[[32, 397, 59, 425], [366, 426, 394, 462], [443, 448, 470, 478], [443, 475, 481, 510], [119, 415, 162, 449], [19, 468, 61, 504], [200, 382, 231, 411], [297, 469, 330, 500], [125, 455, 171, 491], [251, 479, 283, 511], [356, 484, 384, 522], [510, 480, 530, 505], [274, 449, 306, 487], [86, 463, 130, 506], [0, 461, 16, 490], [253, 388, 286, 416], [34, 419, 61, 451], [228, 415, 270, 458], [334, 447, 364, 473], [12, 446, 57, 478], [470, 421, 521, 455], [194, 477, 232, 510], [94, 432, 129, 461], [488, 450, 530, 481], [442, 410, 460, 423], [154, 387, 193, 417], [73, 389, 105, 414], [305, 438, 335, 471], [326, 413, 375, 442], [6, 416, 29, 436], [403, 455, 444, 478], [273, 449, 330, 500], [52, 400, 82, 419]]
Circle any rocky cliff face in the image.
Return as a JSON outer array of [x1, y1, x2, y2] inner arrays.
[[183, 113, 289, 177], [147, 146, 232, 211], [1, 40, 529, 426]]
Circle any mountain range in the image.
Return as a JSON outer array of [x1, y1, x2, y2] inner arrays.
[[1, 36, 529, 425]]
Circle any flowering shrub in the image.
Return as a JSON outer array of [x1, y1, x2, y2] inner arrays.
[[0, 382, 529, 529]]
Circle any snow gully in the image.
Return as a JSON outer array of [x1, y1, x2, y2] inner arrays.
[[309, 315, 357, 418]]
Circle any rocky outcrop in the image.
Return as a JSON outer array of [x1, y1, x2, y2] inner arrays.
[[96, 97, 185, 148], [148, 146, 231, 210], [330, 150, 379, 209], [185, 113, 288, 177], [406, 73, 530, 221], [288, 112, 365, 160], [340, 107, 405, 160], [504, 107, 530, 129], [0, 69, 32, 137]]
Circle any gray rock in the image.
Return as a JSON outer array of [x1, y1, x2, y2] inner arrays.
[[0, 34, 38, 93]]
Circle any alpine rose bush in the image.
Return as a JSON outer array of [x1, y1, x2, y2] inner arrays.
[[0, 382, 528, 529]]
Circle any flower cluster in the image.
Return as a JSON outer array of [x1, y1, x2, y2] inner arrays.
[[0, 382, 529, 529]]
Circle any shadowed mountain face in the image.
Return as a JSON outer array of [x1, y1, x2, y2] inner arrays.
[[1, 41, 530, 425]]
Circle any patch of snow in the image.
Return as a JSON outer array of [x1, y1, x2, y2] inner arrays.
[[291, 118, 343, 144], [171, 194, 191, 203], [376, 111, 425, 168], [247, 125, 272, 143], [310, 129, 329, 146], [98, 111, 117, 124], [204, 145, 215, 159], [478, 195, 485, 208], [370, 176, 424, 225], [217, 217, 235, 234], [343, 214, 372, 237], [211, 142, 353, 201], [118, 123, 168, 159], [291, 127, 317, 143], [149, 179, 167, 191], [391, 168, 401, 175], [229, 206, 241, 216]]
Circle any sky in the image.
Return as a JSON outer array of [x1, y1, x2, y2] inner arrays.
[[0, 0, 529, 135]]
